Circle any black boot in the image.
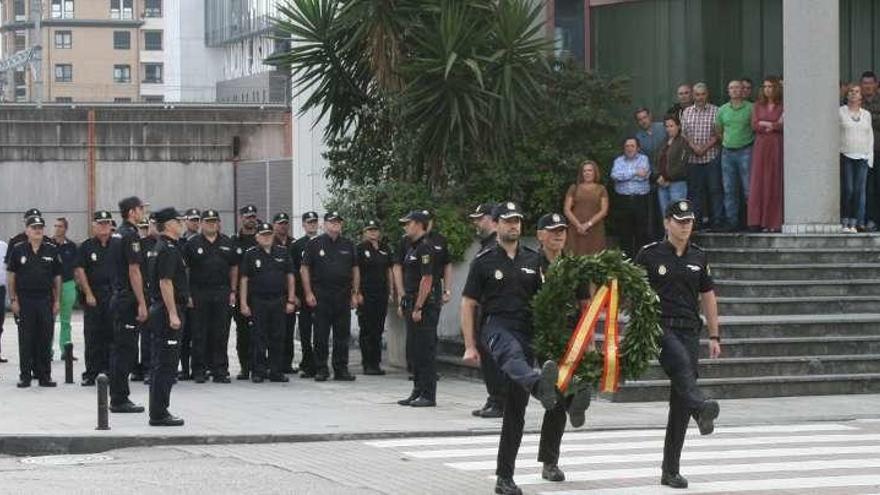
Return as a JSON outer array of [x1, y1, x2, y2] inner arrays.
[[494, 476, 522, 495], [696, 399, 720, 435], [661, 472, 689, 489]]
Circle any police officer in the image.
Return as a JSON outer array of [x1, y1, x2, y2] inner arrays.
[[468, 202, 506, 419], [4, 208, 43, 266], [426, 213, 452, 307], [109, 196, 148, 414], [6, 215, 62, 388], [634, 199, 721, 489], [132, 214, 158, 383], [395, 211, 439, 407], [182, 208, 201, 242], [183, 209, 238, 383], [177, 208, 201, 379], [460, 202, 559, 495], [356, 220, 392, 376], [300, 211, 360, 382], [147, 208, 189, 427], [75, 210, 118, 386], [240, 222, 297, 383], [291, 211, 320, 378], [272, 212, 297, 373], [232, 204, 259, 380]]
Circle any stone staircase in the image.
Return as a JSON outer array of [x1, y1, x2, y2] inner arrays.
[[613, 233, 880, 402]]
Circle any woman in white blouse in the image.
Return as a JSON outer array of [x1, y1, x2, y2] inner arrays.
[[840, 84, 874, 232]]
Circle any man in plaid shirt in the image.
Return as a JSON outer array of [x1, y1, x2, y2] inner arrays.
[[682, 82, 724, 230]]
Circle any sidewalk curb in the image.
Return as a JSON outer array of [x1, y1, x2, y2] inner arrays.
[[4, 415, 878, 456]]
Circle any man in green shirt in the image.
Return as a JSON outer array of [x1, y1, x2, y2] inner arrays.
[[715, 80, 754, 231]]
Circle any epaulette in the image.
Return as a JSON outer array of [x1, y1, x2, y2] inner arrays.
[[689, 242, 705, 252], [112, 233, 123, 239], [245, 246, 258, 253], [640, 241, 661, 251], [44, 239, 57, 247], [10, 240, 25, 250], [522, 245, 539, 253], [474, 248, 493, 259]]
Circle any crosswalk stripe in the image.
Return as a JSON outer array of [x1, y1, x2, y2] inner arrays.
[[447, 444, 880, 471], [363, 423, 853, 448], [513, 457, 880, 485], [542, 474, 880, 495], [405, 433, 880, 459]]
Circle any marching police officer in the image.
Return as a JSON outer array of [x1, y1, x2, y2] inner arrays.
[[147, 208, 189, 427], [291, 211, 320, 378], [468, 202, 506, 419], [183, 209, 238, 383], [75, 210, 118, 386], [240, 222, 297, 383], [459, 202, 560, 495], [396, 211, 439, 407], [272, 212, 297, 373], [6, 215, 62, 388], [300, 211, 360, 382], [109, 196, 149, 413], [232, 204, 259, 380], [357, 220, 392, 376], [634, 199, 721, 489]]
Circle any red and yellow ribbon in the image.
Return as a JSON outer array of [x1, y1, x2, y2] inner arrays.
[[556, 279, 621, 393]]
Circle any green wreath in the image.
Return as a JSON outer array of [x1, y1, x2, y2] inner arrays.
[[532, 249, 663, 391]]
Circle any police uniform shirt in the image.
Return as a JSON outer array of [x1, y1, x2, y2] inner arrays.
[[290, 235, 313, 297], [393, 235, 407, 266], [462, 244, 543, 324], [151, 236, 190, 304], [56, 239, 78, 282], [3, 232, 26, 265], [357, 240, 391, 295], [634, 241, 714, 328], [77, 236, 118, 289], [7, 240, 62, 296], [184, 233, 238, 291], [426, 231, 450, 281], [113, 221, 146, 294], [274, 236, 294, 248], [241, 245, 294, 298], [402, 236, 433, 295], [301, 233, 357, 294], [233, 232, 258, 263], [480, 231, 498, 252]]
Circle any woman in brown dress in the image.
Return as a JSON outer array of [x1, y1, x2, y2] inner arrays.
[[564, 160, 609, 255], [748, 77, 784, 232]]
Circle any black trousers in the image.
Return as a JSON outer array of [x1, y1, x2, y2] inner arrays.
[[110, 293, 140, 406], [404, 303, 439, 401], [178, 306, 195, 373], [82, 288, 113, 381], [659, 327, 706, 475], [283, 312, 296, 371], [233, 307, 252, 374], [0, 285, 6, 357], [313, 292, 351, 375], [137, 317, 151, 377], [17, 294, 53, 382], [357, 291, 388, 370], [615, 193, 651, 259], [250, 296, 286, 377], [477, 310, 507, 408], [192, 290, 231, 377], [297, 305, 315, 373], [148, 304, 182, 420]]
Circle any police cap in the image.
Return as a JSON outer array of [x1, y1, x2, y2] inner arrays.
[[153, 207, 185, 224], [25, 216, 45, 228], [185, 208, 202, 220], [302, 211, 319, 222], [363, 219, 380, 231], [468, 202, 496, 219], [665, 199, 696, 221], [239, 204, 258, 217], [94, 210, 113, 223], [273, 212, 290, 224], [256, 222, 274, 235], [23, 208, 42, 219], [202, 209, 221, 221], [324, 211, 343, 222], [493, 201, 524, 221], [537, 212, 568, 231], [399, 210, 430, 224]]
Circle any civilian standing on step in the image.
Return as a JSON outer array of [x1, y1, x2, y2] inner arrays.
[[715, 80, 755, 232], [840, 84, 874, 233], [748, 76, 785, 233]]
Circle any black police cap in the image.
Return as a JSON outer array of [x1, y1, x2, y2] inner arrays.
[[399, 210, 431, 224], [468, 202, 496, 219], [25, 216, 45, 228], [537, 213, 568, 231], [202, 209, 221, 221], [273, 212, 290, 223], [153, 207, 184, 224], [363, 219, 380, 231], [665, 199, 696, 220], [93, 210, 113, 222], [324, 211, 343, 222], [239, 204, 258, 216], [256, 222, 274, 235], [302, 211, 319, 222], [493, 201, 524, 221], [185, 208, 201, 220], [23, 208, 42, 219]]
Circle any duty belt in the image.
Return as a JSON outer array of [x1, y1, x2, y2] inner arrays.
[[661, 317, 701, 331]]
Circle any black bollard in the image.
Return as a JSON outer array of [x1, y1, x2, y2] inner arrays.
[[96, 374, 110, 430], [64, 342, 74, 384]]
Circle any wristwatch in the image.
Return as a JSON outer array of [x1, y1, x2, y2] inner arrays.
[[709, 335, 721, 343]]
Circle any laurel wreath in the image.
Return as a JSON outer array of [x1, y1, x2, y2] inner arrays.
[[532, 250, 663, 391]]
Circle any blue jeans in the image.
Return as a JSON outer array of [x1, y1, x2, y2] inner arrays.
[[842, 155, 869, 227], [658, 181, 688, 216], [720, 145, 753, 228], [686, 156, 724, 228]]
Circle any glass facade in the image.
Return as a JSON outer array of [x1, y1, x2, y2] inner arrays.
[[205, 0, 276, 46]]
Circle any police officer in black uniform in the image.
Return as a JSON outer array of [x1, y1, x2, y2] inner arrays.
[[4, 208, 43, 266], [75, 210, 118, 386], [177, 208, 201, 379], [460, 202, 560, 495], [6, 215, 62, 388], [395, 211, 440, 407], [356, 220, 392, 376], [272, 212, 298, 373], [301, 211, 360, 382], [183, 209, 238, 383], [634, 199, 721, 490], [426, 214, 452, 309], [182, 208, 201, 242], [232, 204, 259, 380], [240, 222, 297, 383], [109, 196, 149, 413], [291, 211, 320, 378], [147, 207, 189, 427], [468, 202, 507, 419], [132, 214, 158, 383]]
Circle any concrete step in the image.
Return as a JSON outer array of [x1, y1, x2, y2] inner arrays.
[[640, 354, 880, 380], [695, 233, 880, 249], [612, 373, 880, 402], [716, 295, 880, 316], [710, 263, 880, 280], [716, 314, 880, 339], [714, 279, 880, 298], [699, 336, 880, 358], [705, 247, 880, 264]]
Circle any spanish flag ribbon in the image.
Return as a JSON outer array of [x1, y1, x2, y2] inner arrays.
[[599, 279, 621, 393]]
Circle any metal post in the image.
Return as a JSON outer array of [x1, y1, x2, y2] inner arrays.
[[63, 342, 74, 384], [96, 374, 110, 430]]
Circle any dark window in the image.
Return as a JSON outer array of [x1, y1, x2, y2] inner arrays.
[[113, 64, 131, 83], [143, 95, 164, 103], [55, 97, 73, 103], [143, 63, 163, 83], [144, 31, 162, 51], [55, 64, 73, 82], [54, 31, 72, 49], [110, 0, 133, 19], [113, 31, 130, 49], [14, 0, 25, 21], [14, 31, 26, 52], [114, 97, 132, 103], [144, 0, 161, 17]]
